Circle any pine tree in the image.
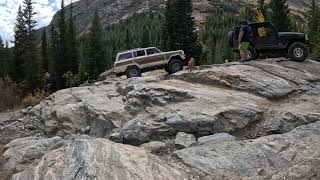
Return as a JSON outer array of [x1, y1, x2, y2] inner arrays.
[[13, 6, 26, 81], [41, 27, 49, 73], [49, 25, 61, 89], [66, 1, 79, 74], [141, 26, 150, 48], [307, 0, 320, 49], [0, 36, 3, 47], [313, 34, 320, 60], [163, 0, 201, 58], [125, 28, 131, 49], [85, 10, 108, 79], [56, 0, 68, 88], [22, 0, 42, 90], [0, 35, 4, 77], [307, 0, 320, 60], [269, 0, 292, 31], [5, 41, 14, 77]]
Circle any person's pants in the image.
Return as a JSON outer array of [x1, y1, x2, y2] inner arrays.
[[239, 42, 249, 51]]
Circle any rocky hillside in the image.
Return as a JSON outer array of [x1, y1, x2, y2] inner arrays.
[[1, 59, 320, 179], [41, 0, 315, 37]]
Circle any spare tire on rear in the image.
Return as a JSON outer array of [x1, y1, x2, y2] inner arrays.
[[288, 42, 308, 62]]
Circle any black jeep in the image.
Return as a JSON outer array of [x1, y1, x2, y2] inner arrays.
[[228, 22, 309, 62]]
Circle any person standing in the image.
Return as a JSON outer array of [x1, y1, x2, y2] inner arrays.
[[238, 21, 251, 62], [187, 57, 196, 73]]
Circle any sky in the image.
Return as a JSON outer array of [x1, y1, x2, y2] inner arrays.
[[0, 0, 78, 43]]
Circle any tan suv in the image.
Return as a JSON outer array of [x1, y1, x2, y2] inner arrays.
[[113, 47, 186, 78]]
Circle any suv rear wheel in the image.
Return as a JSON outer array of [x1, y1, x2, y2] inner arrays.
[[164, 66, 170, 73], [288, 42, 308, 62], [168, 59, 183, 74], [126, 66, 141, 78]]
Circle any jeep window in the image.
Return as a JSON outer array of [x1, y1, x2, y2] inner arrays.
[[118, 52, 133, 61], [146, 48, 161, 55], [264, 23, 277, 37], [133, 50, 146, 57]]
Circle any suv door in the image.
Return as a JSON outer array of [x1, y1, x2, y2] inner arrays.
[[254, 23, 281, 50], [135, 48, 165, 67]]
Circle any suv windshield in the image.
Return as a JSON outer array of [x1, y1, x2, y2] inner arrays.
[[118, 52, 133, 61]]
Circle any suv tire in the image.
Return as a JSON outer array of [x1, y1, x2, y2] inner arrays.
[[168, 59, 183, 74], [288, 42, 308, 62], [164, 66, 170, 73], [246, 46, 258, 61], [126, 66, 141, 78]]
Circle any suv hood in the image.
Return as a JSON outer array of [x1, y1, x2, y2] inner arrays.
[[279, 32, 305, 38], [162, 50, 185, 59], [163, 50, 184, 55]]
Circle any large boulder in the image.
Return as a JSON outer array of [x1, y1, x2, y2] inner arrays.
[[3, 59, 320, 145], [170, 59, 320, 99], [121, 119, 152, 146], [175, 121, 320, 179], [1, 59, 320, 180], [4, 137, 190, 180], [3, 136, 67, 174], [31, 81, 130, 137]]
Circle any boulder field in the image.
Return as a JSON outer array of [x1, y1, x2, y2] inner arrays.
[[1, 59, 320, 180]]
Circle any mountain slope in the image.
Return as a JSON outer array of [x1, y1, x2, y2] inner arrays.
[[42, 0, 315, 38]]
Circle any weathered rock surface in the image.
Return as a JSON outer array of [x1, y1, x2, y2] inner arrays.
[[3, 59, 320, 144], [175, 121, 320, 179], [142, 141, 167, 153], [175, 132, 198, 148], [1, 59, 320, 179], [0, 111, 41, 144], [4, 136, 190, 180], [197, 133, 235, 145]]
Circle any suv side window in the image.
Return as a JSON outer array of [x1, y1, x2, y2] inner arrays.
[[119, 52, 133, 61], [146, 48, 161, 55], [134, 50, 146, 57]]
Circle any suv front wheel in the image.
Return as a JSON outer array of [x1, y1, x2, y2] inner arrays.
[[168, 59, 183, 74], [288, 42, 308, 62], [126, 66, 141, 78]]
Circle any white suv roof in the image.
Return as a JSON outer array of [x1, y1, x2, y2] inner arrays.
[[118, 47, 159, 54]]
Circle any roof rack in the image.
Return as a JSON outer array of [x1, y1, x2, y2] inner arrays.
[[118, 47, 156, 53]]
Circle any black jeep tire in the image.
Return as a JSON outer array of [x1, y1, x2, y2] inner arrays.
[[126, 66, 141, 78], [288, 42, 308, 62], [168, 59, 183, 74], [246, 46, 258, 61]]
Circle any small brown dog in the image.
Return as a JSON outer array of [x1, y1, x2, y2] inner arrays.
[[188, 57, 196, 73]]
